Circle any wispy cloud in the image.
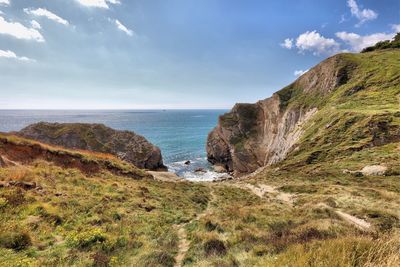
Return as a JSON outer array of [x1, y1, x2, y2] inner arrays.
[[0, 49, 35, 62], [76, 0, 121, 9], [109, 18, 133, 36], [347, 0, 378, 27], [280, 38, 293, 49], [0, 16, 45, 42], [24, 8, 69, 26], [283, 31, 340, 56], [31, 20, 41, 29], [391, 24, 400, 32], [294, 69, 309, 77], [0, 0, 9, 6]]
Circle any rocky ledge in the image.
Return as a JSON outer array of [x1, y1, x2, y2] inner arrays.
[[17, 122, 166, 171]]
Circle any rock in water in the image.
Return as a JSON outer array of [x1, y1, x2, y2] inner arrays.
[[17, 122, 166, 170], [213, 165, 227, 173]]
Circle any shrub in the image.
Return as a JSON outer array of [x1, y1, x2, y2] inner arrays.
[[361, 33, 400, 52], [91, 252, 110, 267], [0, 231, 32, 251], [203, 239, 227, 256], [67, 228, 107, 249], [1, 188, 25, 206], [0, 197, 8, 209], [141, 251, 175, 267], [35, 206, 63, 226], [205, 220, 223, 232], [191, 194, 209, 207]]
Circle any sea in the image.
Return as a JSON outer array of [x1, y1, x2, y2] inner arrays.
[[0, 109, 229, 181]]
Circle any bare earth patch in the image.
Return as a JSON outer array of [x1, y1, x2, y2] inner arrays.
[[335, 210, 372, 231], [231, 183, 295, 206], [174, 188, 215, 267], [148, 171, 184, 182]]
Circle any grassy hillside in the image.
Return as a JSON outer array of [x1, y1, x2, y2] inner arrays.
[[0, 49, 399, 266], [0, 134, 210, 266], [183, 49, 400, 266], [279, 49, 400, 169]]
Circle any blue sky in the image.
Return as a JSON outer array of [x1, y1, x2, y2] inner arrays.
[[0, 0, 399, 109]]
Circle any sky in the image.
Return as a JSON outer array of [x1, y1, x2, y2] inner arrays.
[[0, 0, 399, 109]]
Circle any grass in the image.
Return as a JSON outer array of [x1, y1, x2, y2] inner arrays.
[[0, 159, 210, 266], [1, 50, 400, 266], [0, 133, 150, 179]]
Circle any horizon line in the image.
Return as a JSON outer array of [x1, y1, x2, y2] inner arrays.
[[0, 108, 231, 111]]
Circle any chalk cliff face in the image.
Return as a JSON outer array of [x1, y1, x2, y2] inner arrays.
[[207, 54, 354, 175], [17, 122, 166, 171]]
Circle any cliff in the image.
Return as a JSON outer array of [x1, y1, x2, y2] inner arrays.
[[17, 122, 166, 171], [207, 49, 400, 175], [0, 133, 151, 179]]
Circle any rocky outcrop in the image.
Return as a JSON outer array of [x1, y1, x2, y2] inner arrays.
[[207, 54, 353, 176], [0, 134, 152, 179], [17, 122, 166, 170]]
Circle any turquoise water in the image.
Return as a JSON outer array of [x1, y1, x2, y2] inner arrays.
[[0, 110, 228, 180]]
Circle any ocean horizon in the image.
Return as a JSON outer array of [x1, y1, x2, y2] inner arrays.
[[0, 109, 229, 181]]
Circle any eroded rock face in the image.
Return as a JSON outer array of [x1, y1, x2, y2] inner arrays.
[[17, 122, 166, 170], [207, 54, 352, 176], [207, 98, 318, 175]]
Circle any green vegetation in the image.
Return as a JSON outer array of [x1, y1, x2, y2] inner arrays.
[[1, 49, 400, 266], [0, 133, 150, 179], [0, 161, 211, 266], [362, 33, 400, 53]]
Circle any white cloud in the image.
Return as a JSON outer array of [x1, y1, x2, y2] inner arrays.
[[294, 69, 309, 77], [114, 19, 133, 36], [0, 49, 34, 62], [391, 24, 400, 32], [30, 20, 41, 29], [339, 14, 347, 24], [280, 38, 293, 49], [295, 31, 340, 55], [76, 0, 121, 9], [347, 0, 378, 27], [336, 31, 396, 52], [107, 0, 121, 4], [0, 0, 9, 6], [0, 16, 44, 42], [24, 8, 69, 26]]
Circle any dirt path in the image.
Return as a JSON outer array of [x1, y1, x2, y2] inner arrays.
[[232, 183, 295, 206], [174, 225, 190, 267], [335, 210, 372, 231], [174, 188, 215, 267], [233, 183, 372, 230]]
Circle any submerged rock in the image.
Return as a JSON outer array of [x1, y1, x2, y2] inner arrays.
[[17, 122, 166, 171], [213, 165, 227, 173]]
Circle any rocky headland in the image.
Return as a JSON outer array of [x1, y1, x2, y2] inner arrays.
[[17, 122, 166, 171], [207, 50, 400, 176]]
